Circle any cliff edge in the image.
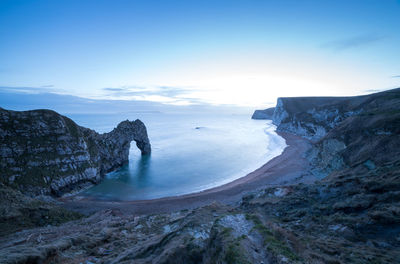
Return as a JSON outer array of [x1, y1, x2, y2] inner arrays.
[[0, 108, 151, 196], [251, 107, 275, 119], [269, 88, 400, 178], [272, 89, 400, 140]]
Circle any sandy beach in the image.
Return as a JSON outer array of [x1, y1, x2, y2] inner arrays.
[[62, 132, 314, 215]]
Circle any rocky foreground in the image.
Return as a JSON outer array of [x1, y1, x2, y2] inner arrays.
[[1, 88, 400, 263]]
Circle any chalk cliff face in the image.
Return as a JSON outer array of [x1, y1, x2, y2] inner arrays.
[[272, 88, 400, 178], [0, 108, 151, 196], [272, 97, 360, 141], [253, 89, 400, 178], [272, 89, 400, 140]]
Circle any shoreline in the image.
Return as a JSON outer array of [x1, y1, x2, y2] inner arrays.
[[61, 132, 315, 215]]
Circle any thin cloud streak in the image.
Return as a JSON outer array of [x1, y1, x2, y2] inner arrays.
[[0, 86, 57, 94], [0, 85, 203, 106], [103, 87, 125, 92], [363, 89, 382, 93], [321, 34, 386, 51], [100, 85, 202, 105]]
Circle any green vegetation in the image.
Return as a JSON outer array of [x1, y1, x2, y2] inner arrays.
[[246, 214, 300, 261], [0, 185, 83, 236], [224, 242, 251, 264], [62, 116, 81, 139]]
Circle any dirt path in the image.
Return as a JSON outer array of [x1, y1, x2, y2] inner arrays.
[[61, 132, 314, 215]]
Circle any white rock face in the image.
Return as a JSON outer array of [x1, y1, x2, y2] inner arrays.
[[272, 97, 362, 141], [272, 98, 289, 126], [307, 138, 347, 178], [268, 96, 365, 178], [219, 214, 254, 238]]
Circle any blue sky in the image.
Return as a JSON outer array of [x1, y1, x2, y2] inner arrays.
[[0, 0, 399, 107]]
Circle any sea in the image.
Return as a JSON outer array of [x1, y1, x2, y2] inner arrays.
[[68, 110, 286, 201], [0, 91, 286, 201]]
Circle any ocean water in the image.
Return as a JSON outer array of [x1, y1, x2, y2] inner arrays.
[[68, 110, 286, 201]]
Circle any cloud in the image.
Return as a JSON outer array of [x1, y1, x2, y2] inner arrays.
[[0, 85, 206, 106], [321, 34, 386, 51], [103, 85, 148, 92], [0, 86, 56, 94], [102, 85, 193, 98], [363, 89, 382, 93], [103, 87, 125, 92], [392, 75, 400, 78], [101, 85, 201, 105]]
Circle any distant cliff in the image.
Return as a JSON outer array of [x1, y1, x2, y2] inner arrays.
[[307, 90, 400, 178], [253, 90, 400, 142], [0, 108, 151, 196], [251, 107, 275, 119], [272, 96, 362, 141], [255, 88, 400, 178]]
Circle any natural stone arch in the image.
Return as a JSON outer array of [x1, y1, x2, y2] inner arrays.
[[0, 107, 151, 196]]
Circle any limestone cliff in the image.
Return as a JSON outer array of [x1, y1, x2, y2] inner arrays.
[[0, 108, 151, 196], [251, 107, 275, 119], [271, 89, 400, 140], [272, 96, 360, 141], [253, 89, 400, 178], [272, 88, 400, 178]]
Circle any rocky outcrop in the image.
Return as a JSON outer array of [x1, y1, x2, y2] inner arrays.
[[3, 159, 400, 264], [251, 107, 275, 119], [0, 108, 151, 196], [272, 96, 359, 141], [271, 88, 400, 178], [0, 183, 82, 236], [271, 88, 400, 141]]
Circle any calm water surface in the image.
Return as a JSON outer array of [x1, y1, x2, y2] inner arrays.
[[68, 111, 286, 200]]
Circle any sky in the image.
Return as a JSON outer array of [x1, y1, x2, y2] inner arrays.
[[0, 0, 399, 107]]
